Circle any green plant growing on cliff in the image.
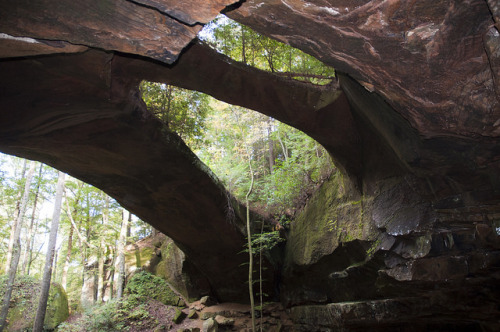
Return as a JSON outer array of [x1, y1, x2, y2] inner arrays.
[[366, 239, 382, 259], [251, 223, 285, 332]]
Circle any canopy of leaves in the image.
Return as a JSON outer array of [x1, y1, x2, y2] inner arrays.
[[140, 82, 211, 149], [194, 101, 335, 216], [0, 153, 154, 310], [139, 16, 337, 216], [200, 15, 335, 85]]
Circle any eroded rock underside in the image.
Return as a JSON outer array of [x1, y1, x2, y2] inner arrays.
[[1, 0, 500, 330]]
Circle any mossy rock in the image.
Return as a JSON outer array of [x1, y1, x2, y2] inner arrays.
[[173, 307, 186, 324], [285, 172, 378, 267], [125, 271, 183, 307], [125, 245, 155, 269], [0, 275, 69, 331], [154, 238, 190, 299], [44, 282, 70, 329]]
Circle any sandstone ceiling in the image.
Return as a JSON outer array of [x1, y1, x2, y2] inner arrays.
[[1, 0, 500, 307]]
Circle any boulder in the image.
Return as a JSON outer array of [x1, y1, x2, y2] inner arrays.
[[202, 317, 218, 332], [0, 276, 69, 331], [173, 307, 186, 324], [214, 315, 234, 326]]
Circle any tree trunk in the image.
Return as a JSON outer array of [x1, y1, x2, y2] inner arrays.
[[108, 246, 116, 300], [245, 158, 256, 332], [97, 195, 109, 302], [116, 209, 129, 299], [0, 238, 21, 332], [97, 239, 105, 302], [33, 171, 65, 332], [267, 118, 275, 173], [26, 218, 40, 276], [258, 220, 265, 332], [61, 222, 73, 291], [0, 161, 36, 332], [61, 182, 82, 291], [277, 132, 288, 162], [241, 26, 247, 64], [52, 249, 59, 282], [21, 163, 43, 274], [4, 160, 28, 273], [126, 220, 131, 240]]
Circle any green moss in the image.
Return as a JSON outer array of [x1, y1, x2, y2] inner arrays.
[[125, 271, 182, 307], [125, 245, 155, 268], [45, 283, 70, 329], [154, 239, 190, 300], [285, 172, 377, 267], [172, 307, 185, 324], [161, 242, 175, 261], [366, 239, 382, 258], [0, 275, 69, 331]]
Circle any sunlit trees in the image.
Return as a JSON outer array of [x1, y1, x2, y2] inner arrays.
[[140, 82, 211, 149], [0, 160, 36, 331], [193, 102, 334, 216], [33, 171, 65, 332], [201, 15, 335, 84], [0, 153, 151, 329]]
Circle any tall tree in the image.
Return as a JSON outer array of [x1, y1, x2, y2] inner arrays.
[[3, 160, 28, 272], [33, 171, 65, 332], [21, 162, 44, 274], [97, 194, 109, 302], [60, 220, 73, 291], [0, 160, 36, 332], [115, 209, 129, 299]]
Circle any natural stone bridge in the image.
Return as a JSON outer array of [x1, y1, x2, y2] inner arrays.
[[1, 0, 499, 330]]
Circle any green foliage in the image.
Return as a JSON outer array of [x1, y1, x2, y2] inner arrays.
[[195, 103, 335, 215], [0, 275, 69, 330], [251, 230, 284, 252], [136, 16, 336, 219], [200, 16, 335, 85], [124, 271, 181, 307], [57, 300, 125, 332], [140, 82, 211, 149], [58, 271, 182, 332]]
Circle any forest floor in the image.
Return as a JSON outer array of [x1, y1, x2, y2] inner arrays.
[[127, 299, 291, 331], [64, 299, 291, 331]]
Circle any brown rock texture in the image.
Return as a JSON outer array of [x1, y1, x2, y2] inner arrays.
[[228, 0, 500, 138], [1, 0, 500, 330], [0, 0, 201, 63], [0, 33, 88, 58]]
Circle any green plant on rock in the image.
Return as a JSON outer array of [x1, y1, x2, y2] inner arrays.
[[124, 270, 180, 307], [366, 239, 382, 258], [127, 305, 150, 321], [326, 218, 337, 232]]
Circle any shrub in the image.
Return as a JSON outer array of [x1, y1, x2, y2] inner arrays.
[[124, 271, 181, 306]]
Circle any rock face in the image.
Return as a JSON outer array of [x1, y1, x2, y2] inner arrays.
[[229, 0, 500, 139], [0, 276, 69, 331], [1, 0, 500, 330]]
